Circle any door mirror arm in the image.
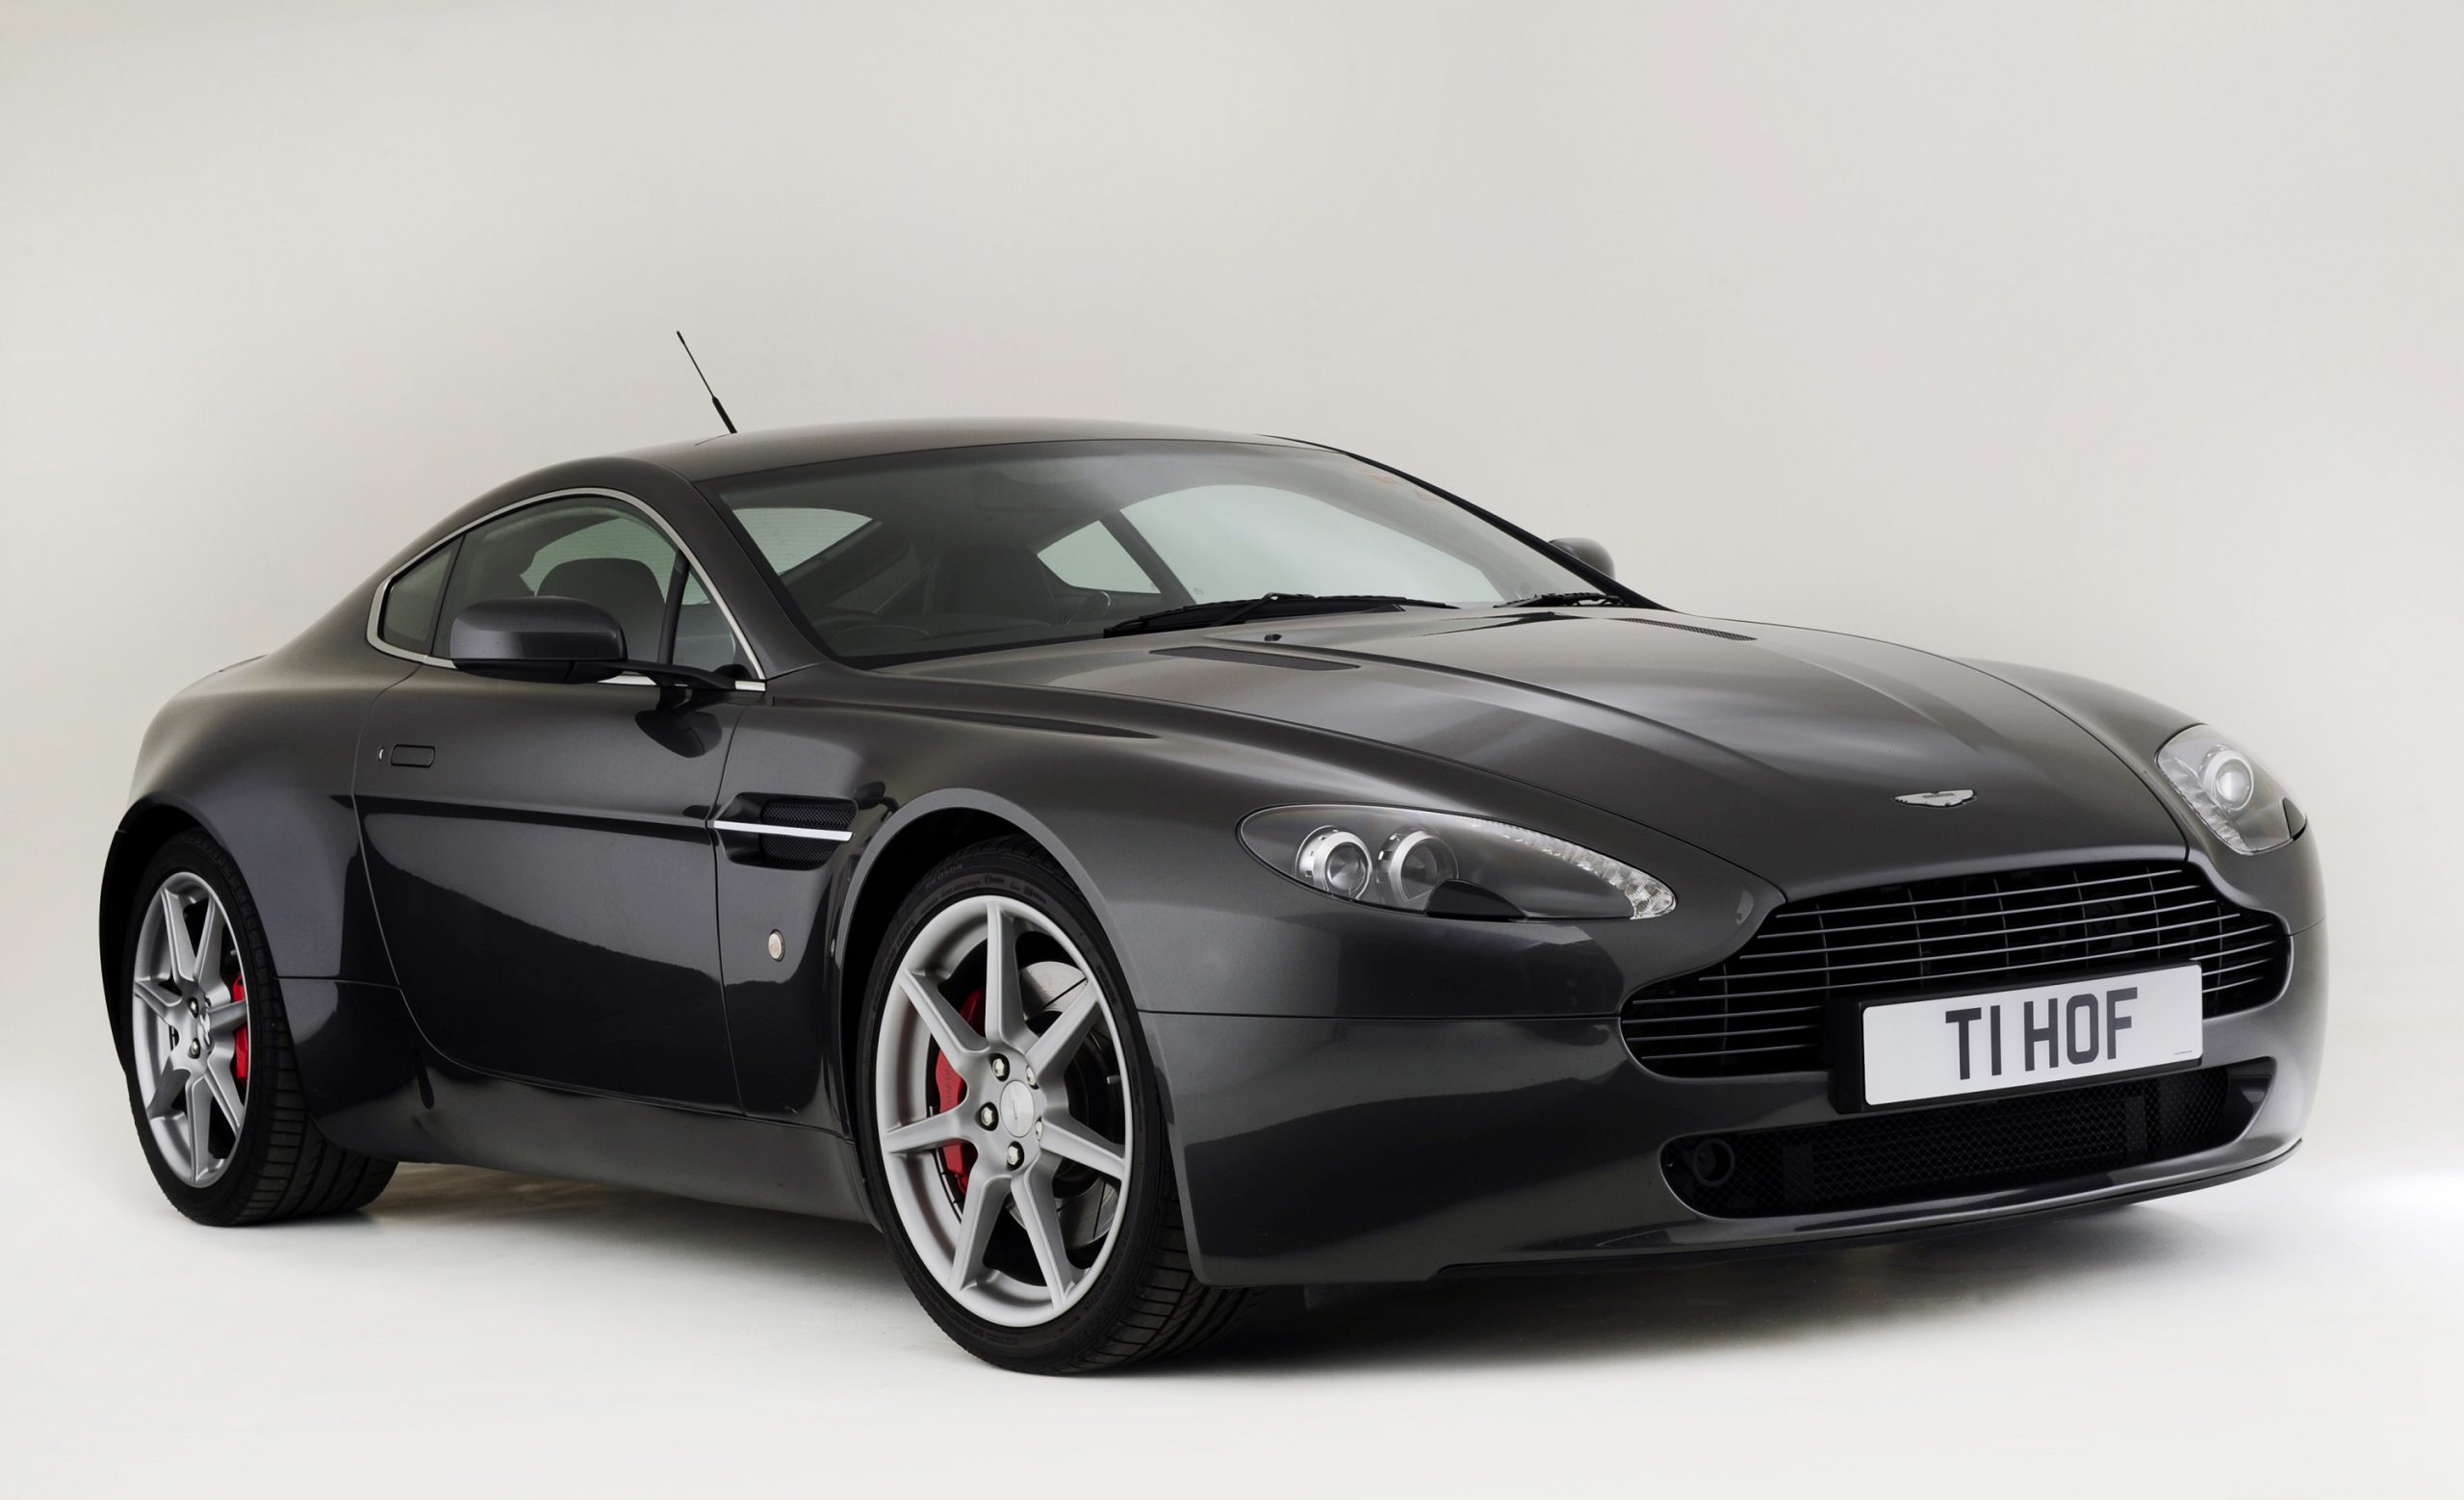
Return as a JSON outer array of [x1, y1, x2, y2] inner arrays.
[[457, 654, 735, 710], [603, 659, 738, 711]]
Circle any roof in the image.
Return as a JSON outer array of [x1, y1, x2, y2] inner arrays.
[[621, 417, 1307, 483]]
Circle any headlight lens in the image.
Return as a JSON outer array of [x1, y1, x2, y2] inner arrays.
[[2156, 725, 2295, 854], [1241, 805, 1676, 919]]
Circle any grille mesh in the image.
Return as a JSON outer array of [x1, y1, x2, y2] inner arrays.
[[1662, 1064, 2260, 1218], [1622, 863, 2290, 1078]]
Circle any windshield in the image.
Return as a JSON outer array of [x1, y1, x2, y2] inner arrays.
[[706, 440, 1602, 665]]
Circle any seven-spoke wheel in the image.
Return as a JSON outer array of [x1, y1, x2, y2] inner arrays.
[[875, 892, 1133, 1326], [860, 838, 1247, 1371], [129, 871, 252, 1187], [116, 829, 396, 1225]]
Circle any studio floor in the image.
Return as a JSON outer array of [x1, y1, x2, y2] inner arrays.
[[4, 970, 2456, 1497]]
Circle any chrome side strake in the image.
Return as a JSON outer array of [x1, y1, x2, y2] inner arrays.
[[707, 819, 854, 842]]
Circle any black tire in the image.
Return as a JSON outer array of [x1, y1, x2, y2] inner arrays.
[[113, 829, 397, 1226], [857, 837, 1248, 1373]]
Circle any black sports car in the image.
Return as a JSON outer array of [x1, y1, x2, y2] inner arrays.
[[102, 419, 2323, 1371]]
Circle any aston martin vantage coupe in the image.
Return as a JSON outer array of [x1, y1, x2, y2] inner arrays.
[[103, 419, 2323, 1371]]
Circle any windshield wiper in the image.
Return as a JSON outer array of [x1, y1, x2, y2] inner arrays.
[[1501, 590, 1628, 608], [1102, 592, 1456, 638]]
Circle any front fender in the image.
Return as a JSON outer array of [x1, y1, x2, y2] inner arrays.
[[867, 717, 1774, 1029], [1974, 659, 2323, 934], [709, 685, 1772, 1130]]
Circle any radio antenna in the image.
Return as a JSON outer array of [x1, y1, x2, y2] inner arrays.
[[674, 330, 737, 435]]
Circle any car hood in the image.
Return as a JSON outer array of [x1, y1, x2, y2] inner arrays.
[[888, 609, 2187, 894]]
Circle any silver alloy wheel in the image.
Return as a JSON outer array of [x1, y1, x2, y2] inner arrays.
[[129, 872, 251, 1187], [874, 893, 1133, 1328]]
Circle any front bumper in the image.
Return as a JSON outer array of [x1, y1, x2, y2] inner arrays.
[[1145, 925, 2324, 1287]]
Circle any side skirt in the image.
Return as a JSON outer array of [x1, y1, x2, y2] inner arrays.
[[282, 978, 873, 1222]]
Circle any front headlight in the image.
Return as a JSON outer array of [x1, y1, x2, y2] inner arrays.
[[2156, 725, 2297, 854], [1240, 805, 1676, 919]]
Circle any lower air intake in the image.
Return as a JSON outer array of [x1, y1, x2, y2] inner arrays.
[[1663, 1063, 2269, 1218]]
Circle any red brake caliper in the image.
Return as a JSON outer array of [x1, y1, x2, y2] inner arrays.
[[930, 988, 985, 1191], [230, 976, 250, 1084]]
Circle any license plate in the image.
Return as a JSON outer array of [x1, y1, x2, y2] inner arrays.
[[1860, 965, 2204, 1107]]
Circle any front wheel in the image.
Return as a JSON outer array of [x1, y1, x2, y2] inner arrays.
[[859, 838, 1246, 1372]]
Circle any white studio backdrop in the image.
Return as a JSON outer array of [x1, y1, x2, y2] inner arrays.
[[7, 0, 2458, 1158], [8, 7, 2456, 1046], [3, 4, 2461, 1491]]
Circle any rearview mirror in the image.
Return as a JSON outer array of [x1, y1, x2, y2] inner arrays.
[[1549, 536, 1615, 580], [449, 596, 629, 683]]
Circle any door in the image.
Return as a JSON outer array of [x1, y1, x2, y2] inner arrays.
[[355, 494, 758, 1108]]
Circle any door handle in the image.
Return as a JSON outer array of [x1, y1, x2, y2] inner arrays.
[[382, 744, 436, 768]]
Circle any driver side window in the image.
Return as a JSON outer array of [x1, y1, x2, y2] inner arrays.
[[433, 498, 744, 671]]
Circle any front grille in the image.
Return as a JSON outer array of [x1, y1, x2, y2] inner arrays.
[[1663, 1063, 2266, 1218], [1621, 863, 2290, 1078]]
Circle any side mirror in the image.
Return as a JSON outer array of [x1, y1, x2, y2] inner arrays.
[[449, 596, 629, 683], [1550, 536, 1615, 580], [448, 595, 741, 708]]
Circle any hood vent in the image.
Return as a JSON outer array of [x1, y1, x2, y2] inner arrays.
[[1149, 646, 1354, 672]]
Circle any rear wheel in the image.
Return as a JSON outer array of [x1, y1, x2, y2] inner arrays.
[[116, 830, 396, 1225], [859, 838, 1247, 1372]]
